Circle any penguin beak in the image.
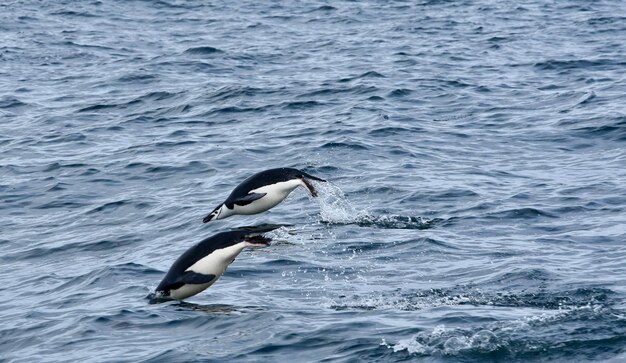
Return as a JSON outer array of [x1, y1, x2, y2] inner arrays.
[[203, 205, 221, 223]]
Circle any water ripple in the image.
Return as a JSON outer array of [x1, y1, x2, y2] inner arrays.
[[2, 0, 626, 361]]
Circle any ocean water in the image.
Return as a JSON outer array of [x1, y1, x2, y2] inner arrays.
[[2, 0, 626, 361]]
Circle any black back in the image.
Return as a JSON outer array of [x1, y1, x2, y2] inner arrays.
[[224, 168, 324, 208], [155, 225, 281, 293]]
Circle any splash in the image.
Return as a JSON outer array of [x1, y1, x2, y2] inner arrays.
[[312, 181, 367, 224], [328, 287, 615, 312], [380, 337, 428, 355], [263, 225, 303, 245], [374, 288, 620, 358], [312, 182, 434, 229], [381, 325, 507, 357]]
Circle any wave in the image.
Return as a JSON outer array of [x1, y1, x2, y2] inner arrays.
[[569, 115, 626, 141], [387, 88, 413, 97], [380, 299, 625, 359], [484, 207, 557, 220], [338, 71, 386, 83], [534, 58, 626, 71], [183, 46, 224, 55], [328, 286, 616, 313], [0, 96, 28, 109], [206, 86, 266, 102], [320, 141, 370, 150], [331, 286, 624, 359], [296, 84, 379, 98], [380, 328, 503, 357], [77, 90, 185, 113], [4, 236, 142, 261], [367, 126, 418, 137], [306, 5, 337, 12], [281, 100, 323, 110], [49, 10, 98, 18], [115, 73, 157, 83]]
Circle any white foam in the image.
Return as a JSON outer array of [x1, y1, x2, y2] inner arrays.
[[382, 325, 501, 357], [313, 182, 371, 224], [311, 182, 433, 230], [379, 304, 597, 357], [381, 337, 428, 355]]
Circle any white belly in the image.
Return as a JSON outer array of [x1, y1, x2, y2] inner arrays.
[[169, 242, 248, 300], [232, 179, 304, 215]]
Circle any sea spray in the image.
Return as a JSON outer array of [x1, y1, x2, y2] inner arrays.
[[314, 181, 371, 224], [313, 182, 434, 229]]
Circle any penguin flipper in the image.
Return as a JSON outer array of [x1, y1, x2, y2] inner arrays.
[[234, 192, 267, 206], [179, 271, 216, 285], [155, 271, 217, 294]]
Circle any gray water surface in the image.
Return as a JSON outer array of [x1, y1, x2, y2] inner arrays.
[[2, 0, 626, 361]]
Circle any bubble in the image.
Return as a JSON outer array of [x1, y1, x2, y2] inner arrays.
[[470, 330, 500, 351], [443, 336, 470, 355]]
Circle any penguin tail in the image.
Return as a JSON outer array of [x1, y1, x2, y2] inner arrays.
[[147, 291, 173, 304]]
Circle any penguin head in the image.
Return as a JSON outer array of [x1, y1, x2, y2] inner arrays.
[[233, 224, 287, 246], [203, 204, 224, 223], [243, 234, 272, 247]]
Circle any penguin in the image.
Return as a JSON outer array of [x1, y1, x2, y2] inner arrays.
[[154, 225, 281, 300], [203, 167, 326, 223]]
